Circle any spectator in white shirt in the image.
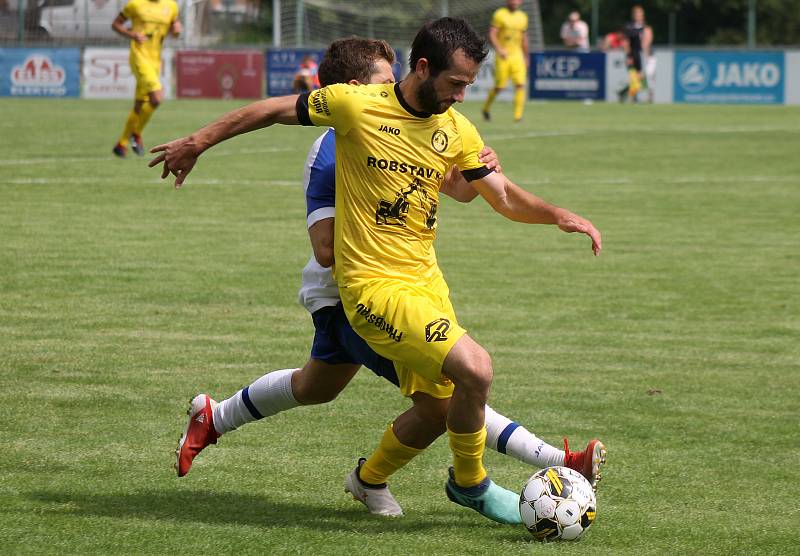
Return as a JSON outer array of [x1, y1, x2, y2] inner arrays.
[[560, 11, 589, 52]]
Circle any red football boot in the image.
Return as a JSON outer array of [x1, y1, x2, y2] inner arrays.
[[175, 394, 220, 477], [563, 438, 607, 490]]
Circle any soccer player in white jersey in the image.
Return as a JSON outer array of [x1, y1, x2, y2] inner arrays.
[[174, 38, 605, 519], [153, 19, 605, 525]]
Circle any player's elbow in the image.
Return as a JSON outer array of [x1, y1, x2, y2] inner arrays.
[[314, 246, 334, 268]]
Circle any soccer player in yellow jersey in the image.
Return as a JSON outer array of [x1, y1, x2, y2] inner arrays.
[[150, 18, 602, 526], [482, 0, 529, 122], [111, 0, 180, 158]]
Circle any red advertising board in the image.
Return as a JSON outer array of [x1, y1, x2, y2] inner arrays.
[[177, 50, 264, 99]]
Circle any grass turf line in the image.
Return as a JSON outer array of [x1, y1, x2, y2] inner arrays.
[[1, 98, 799, 554]]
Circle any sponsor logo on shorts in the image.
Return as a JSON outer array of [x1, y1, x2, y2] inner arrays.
[[425, 318, 450, 342], [356, 303, 403, 342], [431, 129, 448, 153]]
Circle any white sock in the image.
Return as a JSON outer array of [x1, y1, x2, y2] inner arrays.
[[484, 405, 565, 468], [212, 368, 300, 435]]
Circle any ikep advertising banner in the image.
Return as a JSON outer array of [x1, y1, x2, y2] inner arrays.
[[0, 47, 80, 97], [531, 51, 605, 100], [83, 47, 174, 99], [177, 50, 264, 99], [674, 51, 784, 104]]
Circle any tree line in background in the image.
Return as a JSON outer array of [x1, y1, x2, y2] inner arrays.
[[543, 0, 799, 46], [238, 0, 798, 47]]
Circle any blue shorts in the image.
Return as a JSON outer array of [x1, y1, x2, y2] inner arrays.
[[310, 303, 399, 386]]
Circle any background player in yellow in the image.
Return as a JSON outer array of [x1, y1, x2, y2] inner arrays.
[[111, 0, 180, 158], [482, 0, 529, 122], [150, 18, 602, 526]]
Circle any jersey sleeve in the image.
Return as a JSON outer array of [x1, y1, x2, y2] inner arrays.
[[522, 13, 529, 31], [453, 113, 492, 182], [295, 83, 357, 135], [490, 9, 504, 29], [121, 0, 137, 19], [172, 2, 179, 23], [304, 129, 337, 228]]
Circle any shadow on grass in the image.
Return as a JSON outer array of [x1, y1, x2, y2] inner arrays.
[[29, 489, 461, 533]]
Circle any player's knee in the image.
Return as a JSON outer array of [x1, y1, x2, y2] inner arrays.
[[457, 349, 493, 393]]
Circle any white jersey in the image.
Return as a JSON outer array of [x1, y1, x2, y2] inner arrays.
[[297, 129, 342, 314]]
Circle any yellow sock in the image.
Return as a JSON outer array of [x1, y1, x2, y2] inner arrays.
[[482, 89, 497, 114], [134, 101, 156, 136], [448, 426, 487, 488], [118, 110, 138, 146], [628, 69, 641, 98], [359, 425, 423, 485], [513, 87, 526, 121]]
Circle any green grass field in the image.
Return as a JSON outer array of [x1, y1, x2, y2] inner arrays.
[[1, 97, 799, 555]]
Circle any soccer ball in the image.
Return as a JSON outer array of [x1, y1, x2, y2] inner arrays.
[[519, 466, 597, 541]]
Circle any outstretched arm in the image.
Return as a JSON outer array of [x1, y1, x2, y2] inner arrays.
[[149, 94, 301, 187], [472, 171, 602, 255], [441, 145, 502, 203]]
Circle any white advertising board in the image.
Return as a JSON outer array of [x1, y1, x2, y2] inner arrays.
[[83, 47, 174, 99], [465, 50, 515, 102], [786, 51, 800, 105]]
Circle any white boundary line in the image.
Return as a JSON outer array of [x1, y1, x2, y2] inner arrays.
[[0, 146, 293, 166], [3, 176, 797, 187]]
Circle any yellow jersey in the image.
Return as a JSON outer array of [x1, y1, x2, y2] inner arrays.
[[299, 83, 490, 286], [121, 0, 178, 64], [491, 7, 528, 55]]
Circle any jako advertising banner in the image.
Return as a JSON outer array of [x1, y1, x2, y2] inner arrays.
[[0, 48, 80, 97], [674, 51, 784, 104]]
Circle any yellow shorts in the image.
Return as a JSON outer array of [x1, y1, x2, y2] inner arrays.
[[495, 54, 527, 88], [340, 274, 466, 399], [131, 58, 162, 101]]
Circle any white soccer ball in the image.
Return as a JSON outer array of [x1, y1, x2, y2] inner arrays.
[[519, 466, 597, 542]]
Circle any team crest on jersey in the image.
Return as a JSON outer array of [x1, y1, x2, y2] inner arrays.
[[375, 178, 437, 230], [425, 318, 450, 342], [431, 129, 448, 153]]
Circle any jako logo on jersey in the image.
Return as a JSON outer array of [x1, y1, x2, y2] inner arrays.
[[356, 303, 403, 342], [425, 318, 450, 342], [431, 129, 448, 153], [367, 156, 443, 180], [378, 124, 400, 136], [311, 89, 330, 115]]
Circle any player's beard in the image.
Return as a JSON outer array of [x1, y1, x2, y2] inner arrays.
[[416, 76, 452, 114]]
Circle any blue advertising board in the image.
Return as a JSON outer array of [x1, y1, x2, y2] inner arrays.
[[266, 48, 325, 97], [531, 51, 605, 100], [266, 48, 404, 97], [674, 51, 784, 104], [0, 48, 80, 97]]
